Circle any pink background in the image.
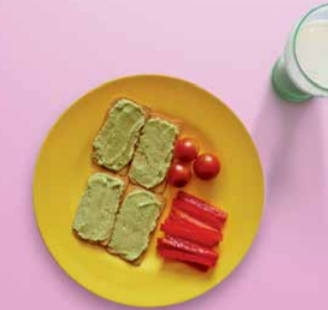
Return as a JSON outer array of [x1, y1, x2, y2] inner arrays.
[[1, 0, 328, 309]]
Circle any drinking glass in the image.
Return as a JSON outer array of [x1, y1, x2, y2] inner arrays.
[[272, 4, 328, 102]]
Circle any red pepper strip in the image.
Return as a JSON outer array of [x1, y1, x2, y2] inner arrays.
[[177, 191, 228, 221], [158, 248, 216, 268], [158, 235, 218, 263], [173, 198, 226, 230], [171, 208, 219, 233], [161, 217, 222, 247]]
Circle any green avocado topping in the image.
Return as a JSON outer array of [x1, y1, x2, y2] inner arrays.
[[108, 189, 162, 261], [129, 118, 179, 189], [73, 173, 124, 242], [93, 99, 146, 171]]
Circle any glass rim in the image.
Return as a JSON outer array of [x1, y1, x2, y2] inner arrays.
[[292, 3, 328, 92]]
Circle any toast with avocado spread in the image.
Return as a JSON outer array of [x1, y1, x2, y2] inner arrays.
[[93, 99, 147, 173], [129, 117, 179, 191], [73, 173, 127, 243], [108, 187, 165, 263]]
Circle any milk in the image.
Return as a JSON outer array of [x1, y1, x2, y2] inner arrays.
[[285, 20, 328, 96], [296, 20, 328, 87]]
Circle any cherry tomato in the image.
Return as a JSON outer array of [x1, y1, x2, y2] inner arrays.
[[194, 153, 221, 180], [174, 138, 199, 162], [167, 163, 192, 187]]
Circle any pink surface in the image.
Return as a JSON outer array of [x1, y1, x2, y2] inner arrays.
[[1, 0, 328, 309]]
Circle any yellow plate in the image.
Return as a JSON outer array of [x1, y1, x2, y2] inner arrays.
[[33, 75, 264, 307]]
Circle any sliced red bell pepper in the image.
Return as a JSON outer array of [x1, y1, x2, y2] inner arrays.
[[161, 217, 222, 247], [174, 192, 228, 230], [171, 208, 219, 233], [158, 235, 218, 262], [158, 248, 216, 268], [172, 198, 225, 230], [177, 191, 228, 221]]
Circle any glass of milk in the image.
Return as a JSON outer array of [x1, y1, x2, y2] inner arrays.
[[272, 4, 328, 102]]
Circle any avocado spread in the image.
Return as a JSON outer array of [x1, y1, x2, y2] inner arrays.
[[129, 118, 179, 189], [73, 173, 125, 242], [93, 99, 146, 171], [108, 189, 162, 261]]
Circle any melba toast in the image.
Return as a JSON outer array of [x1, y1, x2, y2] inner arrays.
[[93, 98, 148, 174], [107, 186, 166, 263], [73, 173, 127, 243], [129, 116, 180, 192]]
